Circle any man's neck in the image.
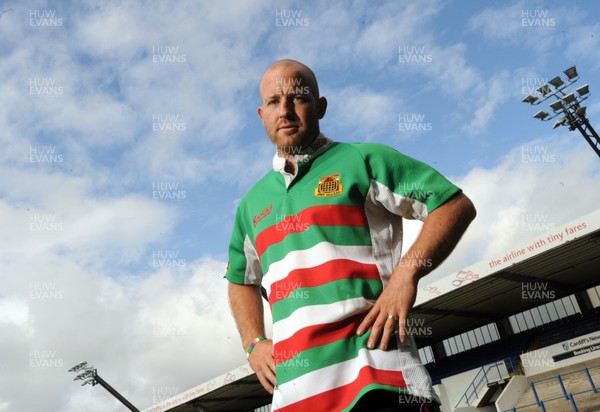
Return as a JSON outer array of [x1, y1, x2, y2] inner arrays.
[[276, 152, 297, 175], [276, 134, 319, 176]]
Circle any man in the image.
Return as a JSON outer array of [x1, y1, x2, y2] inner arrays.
[[226, 59, 476, 411]]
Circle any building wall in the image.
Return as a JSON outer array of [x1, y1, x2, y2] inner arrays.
[[494, 375, 528, 412], [520, 330, 600, 376]]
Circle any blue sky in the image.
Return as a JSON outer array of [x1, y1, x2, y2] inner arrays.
[[2, 0, 600, 410]]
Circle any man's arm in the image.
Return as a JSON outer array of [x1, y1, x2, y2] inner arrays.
[[228, 282, 276, 394], [356, 192, 476, 350]]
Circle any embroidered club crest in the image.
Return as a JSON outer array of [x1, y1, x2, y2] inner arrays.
[[314, 173, 343, 197]]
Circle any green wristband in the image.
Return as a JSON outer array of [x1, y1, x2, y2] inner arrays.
[[246, 336, 266, 360]]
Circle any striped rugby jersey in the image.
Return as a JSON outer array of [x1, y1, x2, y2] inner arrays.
[[226, 135, 461, 411]]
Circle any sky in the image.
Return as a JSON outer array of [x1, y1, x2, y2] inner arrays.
[[1, 0, 600, 410]]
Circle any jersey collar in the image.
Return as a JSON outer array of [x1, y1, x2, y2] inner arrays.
[[272, 134, 334, 187], [272, 133, 333, 172]]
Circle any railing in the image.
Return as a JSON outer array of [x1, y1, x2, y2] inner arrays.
[[502, 364, 600, 412], [455, 359, 511, 408]]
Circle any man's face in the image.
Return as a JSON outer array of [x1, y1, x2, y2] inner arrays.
[[258, 64, 326, 151]]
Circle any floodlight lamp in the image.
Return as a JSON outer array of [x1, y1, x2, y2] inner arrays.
[[562, 92, 576, 104], [552, 117, 567, 129], [549, 76, 564, 88], [537, 85, 552, 96], [575, 106, 587, 117], [576, 84, 589, 96], [564, 66, 578, 80], [533, 110, 549, 120], [549, 100, 563, 112], [522, 94, 538, 104], [69, 362, 88, 372]]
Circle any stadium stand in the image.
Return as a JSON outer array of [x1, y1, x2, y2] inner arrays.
[[505, 362, 600, 412]]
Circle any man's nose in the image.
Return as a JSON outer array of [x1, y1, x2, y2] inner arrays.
[[278, 96, 295, 118]]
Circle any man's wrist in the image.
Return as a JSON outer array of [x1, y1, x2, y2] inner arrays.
[[392, 264, 422, 283], [246, 336, 267, 359], [394, 251, 435, 281]]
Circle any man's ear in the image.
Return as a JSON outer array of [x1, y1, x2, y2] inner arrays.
[[257, 106, 263, 121], [317, 96, 327, 119]]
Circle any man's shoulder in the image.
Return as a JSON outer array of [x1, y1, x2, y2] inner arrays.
[[313, 141, 421, 173], [345, 141, 402, 154], [334, 141, 412, 163], [324, 141, 399, 156], [335, 140, 435, 176]]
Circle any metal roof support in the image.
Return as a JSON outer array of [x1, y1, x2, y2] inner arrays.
[[496, 317, 515, 338], [574, 289, 594, 312]]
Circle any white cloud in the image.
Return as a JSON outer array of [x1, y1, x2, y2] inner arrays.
[[0, 167, 176, 265], [0, 0, 273, 189], [265, 0, 445, 69], [430, 43, 480, 93], [468, 0, 592, 59], [0, 297, 31, 335], [325, 86, 401, 140], [565, 22, 600, 69], [460, 71, 511, 135], [0, 253, 242, 412], [467, 1, 528, 43], [354, 0, 442, 65]]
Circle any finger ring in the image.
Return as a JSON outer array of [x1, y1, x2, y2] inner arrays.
[[387, 315, 395, 320]]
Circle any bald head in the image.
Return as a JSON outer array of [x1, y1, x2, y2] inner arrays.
[[257, 59, 327, 154], [259, 59, 320, 101]]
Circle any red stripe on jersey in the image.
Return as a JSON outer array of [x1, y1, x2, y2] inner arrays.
[[274, 366, 407, 412], [255, 205, 368, 257], [273, 313, 365, 362], [268, 259, 381, 305]]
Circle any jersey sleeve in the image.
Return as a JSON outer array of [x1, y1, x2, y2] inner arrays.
[[225, 204, 264, 285], [353, 142, 462, 221]]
